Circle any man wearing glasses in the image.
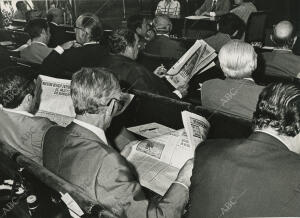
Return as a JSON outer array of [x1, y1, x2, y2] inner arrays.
[[43, 67, 193, 218], [41, 13, 108, 78]]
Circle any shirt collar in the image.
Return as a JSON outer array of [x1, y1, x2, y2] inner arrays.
[[254, 129, 289, 149], [156, 33, 170, 37], [1, 107, 34, 117], [50, 21, 59, 26], [31, 41, 48, 47], [83, 41, 99, 46], [73, 119, 108, 145]]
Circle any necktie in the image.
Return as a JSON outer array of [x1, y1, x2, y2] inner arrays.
[[211, 0, 217, 12]]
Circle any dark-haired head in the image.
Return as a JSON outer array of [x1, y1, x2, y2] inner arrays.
[[0, 66, 36, 112], [25, 18, 50, 42], [127, 14, 148, 37], [108, 28, 139, 60], [253, 82, 300, 137]]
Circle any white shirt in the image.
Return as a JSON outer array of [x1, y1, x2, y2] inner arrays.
[[155, 0, 181, 17], [73, 119, 108, 145], [1, 107, 33, 117], [31, 41, 48, 47]]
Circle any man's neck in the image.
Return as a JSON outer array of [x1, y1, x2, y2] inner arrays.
[[75, 114, 105, 130]]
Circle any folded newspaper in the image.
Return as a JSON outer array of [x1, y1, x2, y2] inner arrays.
[[35, 75, 134, 127], [165, 40, 217, 89], [124, 111, 210, 195], [35, 75, 75, 126]]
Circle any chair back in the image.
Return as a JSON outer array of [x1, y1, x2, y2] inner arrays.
[[245, 11, 268, 45], [138, 51, 177, 72]]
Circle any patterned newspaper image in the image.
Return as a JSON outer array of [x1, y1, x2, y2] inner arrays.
[[136, 140, 165, 159]]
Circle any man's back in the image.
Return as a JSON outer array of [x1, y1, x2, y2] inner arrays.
[[262, 50, 300, 78], [188, 132, 300, 217], [144, 35, 186, 59], [201, 78, 264, 119], [42, 44, 109, 78], [0, 110, 53, 164], [20, 42, 53, 64]]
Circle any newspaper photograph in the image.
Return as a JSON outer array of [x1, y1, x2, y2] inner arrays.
[[166, 40, 217, 89], [35, 75, 75, 126], [125, 112, 210, 195]]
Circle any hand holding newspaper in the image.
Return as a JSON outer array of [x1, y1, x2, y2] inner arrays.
[[165, 40, 217, 89], [125, 111, 210, 195]]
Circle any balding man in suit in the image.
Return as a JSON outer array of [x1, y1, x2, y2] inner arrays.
[[261, 20, 300, 79]]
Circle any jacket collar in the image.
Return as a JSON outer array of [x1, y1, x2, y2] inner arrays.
[[248, 131, 289, 152], [65, 122, 108, 146]]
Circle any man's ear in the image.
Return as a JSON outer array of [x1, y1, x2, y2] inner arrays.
[[270, 34, 274, 44], [293, 36, 298, 47], [22, 93, 33, 109]]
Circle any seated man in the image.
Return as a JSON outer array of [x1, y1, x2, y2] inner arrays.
[[42, 13, 108, 78], [144, 15, 186, 59], [13, 1, 27, 20], [20, 19, 53, 64], [204, 13, 245, 52], [0, 66, 53, 164], [43, 67, 193, 218], [106, 28, 186, 98], [155, 0, 181, 18], [188, 82, 300, 217], [47, 8, 73, 48], [261, 20, 300, 79], [195, 0, 231, 17], [231, 0, 257, 25], [201, 40, 264, 119]]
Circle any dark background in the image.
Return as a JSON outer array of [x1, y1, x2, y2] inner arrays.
[[73, 0, 300, 31]]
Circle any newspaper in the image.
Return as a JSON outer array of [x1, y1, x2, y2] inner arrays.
[[125, 111, 210, 195], [127, 123, 175, 139], [35, 75, 75, 127], [35, 75, 134, 127], [166, 40, 217, 89]]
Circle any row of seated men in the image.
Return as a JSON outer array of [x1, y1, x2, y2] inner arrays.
[[1, 64, 300, 217], [10, 11, 300, 121]]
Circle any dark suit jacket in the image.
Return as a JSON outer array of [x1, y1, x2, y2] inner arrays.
[[144, 35, 186, 60], [196, 0, 231, 16], [188, 131, 300, 217], [201, 78, 264, 120], [48, 22, 74, 48], [43, 123, 189, 218], [261, 50, 300, 78], [41, 43, 109, 78]]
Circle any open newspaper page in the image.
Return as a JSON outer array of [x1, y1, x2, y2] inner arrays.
[[125, 113, 210, 196], [166, 40, 217, 89], [182, 111, 210, 149], [35, 75, 75, 127]]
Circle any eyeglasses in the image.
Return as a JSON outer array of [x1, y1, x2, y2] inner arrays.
[[74, 26, 87, 33], [105, 97, 125, 115]]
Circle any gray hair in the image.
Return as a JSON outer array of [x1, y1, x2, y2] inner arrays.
[[71, 67, 121, 115], [218, 40, 257, 79]]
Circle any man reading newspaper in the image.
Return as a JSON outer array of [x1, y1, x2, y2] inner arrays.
[[125, 111, 210, 195]]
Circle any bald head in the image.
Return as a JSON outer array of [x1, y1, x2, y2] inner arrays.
[[47, 8, 64, 25], [153, 15, 172, 34], [272, 21, 296, 49]]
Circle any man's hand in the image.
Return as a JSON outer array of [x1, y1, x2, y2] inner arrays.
[[176, 83, 189, 98], [60, 40, 76, 50], [175, 158, 194, 188], [195, 9, 201, 16], [153, 65, 167, 78], [121, 140, 139, 158]]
